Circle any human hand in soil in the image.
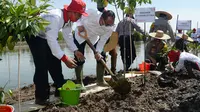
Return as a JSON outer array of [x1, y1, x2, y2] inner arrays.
[[74, 50, 85, 62], [64, 57, 77, 68], [95, 52, 103, 60]]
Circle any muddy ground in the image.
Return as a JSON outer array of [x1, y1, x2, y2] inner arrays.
[[6, 70, 200, 112]]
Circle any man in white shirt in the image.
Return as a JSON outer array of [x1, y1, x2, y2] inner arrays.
[[191, 28, 198, 42], [25, 0, 88, 105], [67, 9, 115, 89], [168, 50, 200, 77]]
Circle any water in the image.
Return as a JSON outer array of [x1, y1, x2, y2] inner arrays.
[[0, 41, 145, 89]]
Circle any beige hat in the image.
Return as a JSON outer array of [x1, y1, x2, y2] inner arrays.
[[177, 34, 194, 42], [149, 30, 171, 40], [155, 11, 172, 20], [104, 32, 118, 52]]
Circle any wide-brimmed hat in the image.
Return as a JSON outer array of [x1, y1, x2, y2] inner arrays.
[[64, 0, 88, 16], [177, 34, 193, 42], [149, 30, 171, 40], [104, 32, 118, 52], [155, 11, 172, 20]]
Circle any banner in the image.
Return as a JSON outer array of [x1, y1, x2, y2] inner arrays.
[[135, 7, 155, 22], [177, 20, 192, 30]]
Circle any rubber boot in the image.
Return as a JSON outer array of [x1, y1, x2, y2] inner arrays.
[[96, 63, 109, 87], [75, 65, 86, 92]]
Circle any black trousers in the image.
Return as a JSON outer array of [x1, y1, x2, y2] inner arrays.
[[26, 36, 65, 100], [118, 35, 136, 71], [73, 37, 106, 66], [184, 60, 200, 74]]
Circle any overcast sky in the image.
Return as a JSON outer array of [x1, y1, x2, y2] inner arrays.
[[50, 0, 200, 32]]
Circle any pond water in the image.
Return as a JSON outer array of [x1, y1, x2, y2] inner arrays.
[[0, 41, 145, 89]]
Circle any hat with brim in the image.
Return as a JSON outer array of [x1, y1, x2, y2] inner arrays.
[[149, 30, 171, 40], [104, 32, 118, 52], [177, 34, 194, 42], [155, 11, 172, 20]]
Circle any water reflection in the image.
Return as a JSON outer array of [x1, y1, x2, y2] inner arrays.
[[0, 41, 144, 89]]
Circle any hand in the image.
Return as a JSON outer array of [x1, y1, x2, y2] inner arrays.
[[64, 57, 77, 68], [95, 52, 103, 61], [74, 50, 85, 62]]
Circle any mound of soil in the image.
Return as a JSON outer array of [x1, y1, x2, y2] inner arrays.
[[39, 70, 200, 112]]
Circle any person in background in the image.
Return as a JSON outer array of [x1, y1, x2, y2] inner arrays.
[[67, 9, 115, 89], [191, 28, 198, 42], [173, 33, 193, 52], [149, 11, 175, 42], [168, 50, 200, 77], [25, 0, 88, 105], [145, 30, 170, 71], [116, 13, 145, 72], [96, 0, 117, 74]]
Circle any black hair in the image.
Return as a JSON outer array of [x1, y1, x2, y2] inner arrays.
[[101, 10, 115, 20], [125, 14, 134, 19]]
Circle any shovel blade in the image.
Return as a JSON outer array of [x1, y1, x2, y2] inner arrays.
[[108, 76, 131, 95]]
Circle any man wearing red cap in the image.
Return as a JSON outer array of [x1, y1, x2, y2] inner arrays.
[[168, 50, 200, 77], [25, 0, 88, 105]]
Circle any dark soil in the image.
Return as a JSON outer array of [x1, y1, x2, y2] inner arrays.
[[6, 70, 200, 112], [39, 70, 200, 112]]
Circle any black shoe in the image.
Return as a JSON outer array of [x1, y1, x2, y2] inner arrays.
[[35, 98, 50, 105]]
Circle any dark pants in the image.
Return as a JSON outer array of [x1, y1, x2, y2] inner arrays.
[[118, 35, 136, 71], [184, 60, 200, 75], [73, 37, 106, 66], [26, 36, 65, 100]]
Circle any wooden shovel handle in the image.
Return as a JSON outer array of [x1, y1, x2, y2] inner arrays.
[[85, 39, 115, 76]]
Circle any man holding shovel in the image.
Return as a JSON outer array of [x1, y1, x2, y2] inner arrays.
[[67, 9, 115, 89]]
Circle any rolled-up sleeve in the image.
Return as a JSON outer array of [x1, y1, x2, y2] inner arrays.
[[45, 17, 64, 60]]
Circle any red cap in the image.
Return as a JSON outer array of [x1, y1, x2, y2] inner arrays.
[[64, 0, 88, 16], [193, 28, 196, 31], [168, 50, 180, 62]]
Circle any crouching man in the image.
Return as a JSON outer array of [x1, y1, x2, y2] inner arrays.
[[167, 50, 200, 77]]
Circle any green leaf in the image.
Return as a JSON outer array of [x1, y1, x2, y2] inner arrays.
[[29, 8, 40, 15], [20, 19, 29, 30], [16, 4, 25, 16], [9, 5, 16, 15]]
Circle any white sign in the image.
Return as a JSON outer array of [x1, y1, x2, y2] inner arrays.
[[135, 7, 155, 22], [177, 20, 192, 30]]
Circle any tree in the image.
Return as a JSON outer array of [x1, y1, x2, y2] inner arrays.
[[0, 0, 51, 51], [91, 0, 151, 16]]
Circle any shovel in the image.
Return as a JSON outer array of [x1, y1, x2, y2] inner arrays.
[[78, 30, 131, 95]]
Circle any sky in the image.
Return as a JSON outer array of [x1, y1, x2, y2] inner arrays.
[[50, 0, 200, 33]]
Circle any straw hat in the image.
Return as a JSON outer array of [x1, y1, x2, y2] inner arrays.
[[149, 30, 171, 40], [177, 34, 194, 42], [155, 11, 172, 20], [104, 32, 118, 52]]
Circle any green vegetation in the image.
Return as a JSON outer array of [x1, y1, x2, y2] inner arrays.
[[0, 0, 51, 51]]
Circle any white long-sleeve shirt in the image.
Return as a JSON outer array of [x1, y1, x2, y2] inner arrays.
[[68, 9, 114, 53], [38, 9, 76, 60], [175, 52, 200, 72]]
